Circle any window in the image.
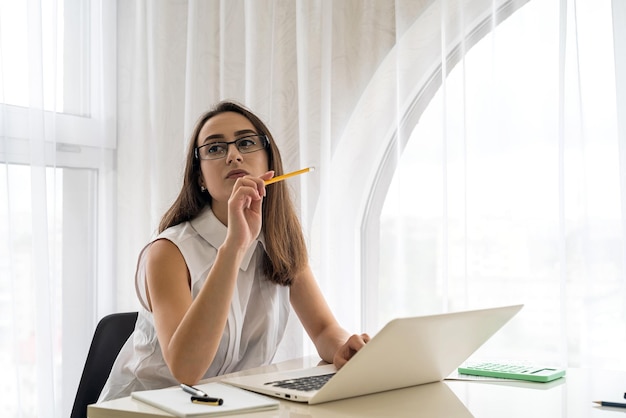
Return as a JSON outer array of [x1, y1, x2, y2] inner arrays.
[[0, 0, 115, 147], [375, 0, 624, 368], [0, 0, 116, 416]]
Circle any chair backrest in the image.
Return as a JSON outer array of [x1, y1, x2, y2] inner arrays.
[[70, 311, 138, 418]]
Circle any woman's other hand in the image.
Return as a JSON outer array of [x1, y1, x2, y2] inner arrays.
[[333, 333, 370, 369]]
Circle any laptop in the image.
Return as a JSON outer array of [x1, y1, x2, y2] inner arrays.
[[222, 304, 523, 404]]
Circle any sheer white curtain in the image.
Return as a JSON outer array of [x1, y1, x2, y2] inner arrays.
[[116, 0, 626, 381], [1, 0, 115, 417], [366, 0, 626, 370]]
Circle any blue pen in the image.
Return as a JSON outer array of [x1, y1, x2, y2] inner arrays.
[[593, 400, 626, 409]]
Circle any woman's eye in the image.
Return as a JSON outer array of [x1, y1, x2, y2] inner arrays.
[[208, 144, 227, 154], [237, 138, 255, 149]]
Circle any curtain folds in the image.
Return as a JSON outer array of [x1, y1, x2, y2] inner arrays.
[[1, 1, 62, 415], [2, 1, 62, 417]]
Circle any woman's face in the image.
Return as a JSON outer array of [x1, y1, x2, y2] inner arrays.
[[196, 111, 270, 213]]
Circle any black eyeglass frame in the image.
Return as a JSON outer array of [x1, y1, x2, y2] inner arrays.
[[194, 134, 271, 160]]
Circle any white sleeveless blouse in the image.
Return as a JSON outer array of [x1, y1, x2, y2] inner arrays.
[[99, 207, 290, 401]]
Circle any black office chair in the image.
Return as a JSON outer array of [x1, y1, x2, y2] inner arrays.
[[70, 311, 138, 418]]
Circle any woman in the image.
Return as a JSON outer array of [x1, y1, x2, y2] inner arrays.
[[99, 101, 369, 401]]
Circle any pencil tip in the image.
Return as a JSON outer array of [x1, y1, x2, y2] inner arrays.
[[309, 166, 316, 172]]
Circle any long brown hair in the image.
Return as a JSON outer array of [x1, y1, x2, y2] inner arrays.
[[159, 101, 307, 285]]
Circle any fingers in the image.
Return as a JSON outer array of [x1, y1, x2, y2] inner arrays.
[[347, 333, 370, 350], [230, 171, 274, 208], [260, 170, 275, 183], [334, 333, 370, 369]]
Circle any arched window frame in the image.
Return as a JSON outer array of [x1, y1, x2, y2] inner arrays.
[[311, 0, 529, 332]]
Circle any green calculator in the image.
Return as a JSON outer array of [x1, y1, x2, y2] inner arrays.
[[457, 362, 566, 382]]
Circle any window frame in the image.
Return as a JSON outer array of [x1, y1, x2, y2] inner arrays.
[[0, 0, 116, 415], [0, 0, 116, 149], [310, 0, 527, 333]]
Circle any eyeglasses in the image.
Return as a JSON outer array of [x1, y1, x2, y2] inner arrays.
[[194, 134, 270, 160]]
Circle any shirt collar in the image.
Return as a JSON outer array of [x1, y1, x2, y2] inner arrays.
[[190, 206, 266, 271]]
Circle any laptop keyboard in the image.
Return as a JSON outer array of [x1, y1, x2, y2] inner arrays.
[[264, 373, 336, 392]]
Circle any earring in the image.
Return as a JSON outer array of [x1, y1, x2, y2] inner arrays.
[[200, 185, 207, 192]]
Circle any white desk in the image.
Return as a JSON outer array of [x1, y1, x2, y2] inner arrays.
[[88, 357, 626, 418]]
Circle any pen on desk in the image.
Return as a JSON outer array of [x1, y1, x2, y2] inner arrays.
[[593, 401, 626, 409], [264, 167, 315, 185], [191, 395, 223, 406], [180, 384, 224, 406]]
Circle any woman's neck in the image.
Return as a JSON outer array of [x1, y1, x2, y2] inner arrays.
[[210, 202, 228, 226]]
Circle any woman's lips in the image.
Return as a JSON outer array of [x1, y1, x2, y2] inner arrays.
[[226, 169, 249, 179]]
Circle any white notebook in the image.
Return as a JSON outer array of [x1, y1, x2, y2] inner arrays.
[[131, 382, 279, 417]]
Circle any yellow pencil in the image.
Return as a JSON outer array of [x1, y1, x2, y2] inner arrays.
[[265, 167, 315, 185]]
